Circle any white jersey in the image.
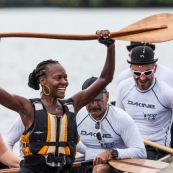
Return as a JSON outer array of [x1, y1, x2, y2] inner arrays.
[[117, 65, 173, 88], [76, 105, 146, 160], [4, 116, 25, 158], [116, 78, 173, 146]]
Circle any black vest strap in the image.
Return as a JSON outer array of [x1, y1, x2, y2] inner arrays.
[[26, 141, 68, 148], [27, 98, 48, 154], [55, 117, 60, 157]]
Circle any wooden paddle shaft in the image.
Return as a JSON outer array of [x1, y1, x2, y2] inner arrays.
[[0, 159, 93, 172], [144, 139, 173, 154], [0, 25, 166, 40]]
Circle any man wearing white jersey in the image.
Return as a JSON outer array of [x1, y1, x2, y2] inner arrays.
[[117, 42, 173, 149], [117, 41, 173, 88], [115, 45, 173, 160], [70, 77, 146, 173]]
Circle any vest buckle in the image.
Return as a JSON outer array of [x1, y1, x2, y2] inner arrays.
[[45, 153, 66, 168]]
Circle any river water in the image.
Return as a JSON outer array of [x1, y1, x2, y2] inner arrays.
[[0, 7, 173, 154]]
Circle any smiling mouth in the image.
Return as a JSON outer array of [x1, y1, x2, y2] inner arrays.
[[138, 79, 147, 83], [57, 88, 66, 93], [140, 81, 146, 84]]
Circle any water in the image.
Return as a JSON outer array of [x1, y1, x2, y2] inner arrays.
[[0, 7, 173, 154]]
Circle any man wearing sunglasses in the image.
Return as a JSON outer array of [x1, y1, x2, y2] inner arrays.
[[117, 42, 173, 88], [71, 77, 146, 173], [115, 45, 173, 160], [116, 41, 173, 149]]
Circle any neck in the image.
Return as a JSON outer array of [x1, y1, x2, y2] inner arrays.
[[41, 97, 63, 116], [41, 96, 58, 106]]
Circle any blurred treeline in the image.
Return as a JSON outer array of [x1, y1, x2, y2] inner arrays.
[[0, 0, 173, 7]]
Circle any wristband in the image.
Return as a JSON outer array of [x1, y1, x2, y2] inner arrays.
[[98, 38, 115, 47], [110, 149, 118, 159]]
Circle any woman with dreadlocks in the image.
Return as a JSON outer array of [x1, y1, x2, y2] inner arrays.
[[0, 30, 115, 173]]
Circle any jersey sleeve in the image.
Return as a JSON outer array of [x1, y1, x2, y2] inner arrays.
[[4, 117, 25, 152]]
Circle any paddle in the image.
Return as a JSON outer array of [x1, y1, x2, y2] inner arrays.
[[0, 25, 166, 41], [144, 139, 173, 154], [0, 13, 172, 42], [109, 158, 169, 173], [114, 13, 173, 43], [75, 158, 170, 173], [157, 161, 173, 173], [0, 158, 169, 173]]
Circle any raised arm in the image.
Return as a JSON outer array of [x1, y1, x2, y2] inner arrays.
[[73, 30, 115, 113]]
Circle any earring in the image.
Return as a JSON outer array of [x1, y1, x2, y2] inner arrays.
[[42, 85, 51, 96]]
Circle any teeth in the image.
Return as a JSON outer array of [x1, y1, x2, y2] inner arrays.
[[57, 88, 65, 90], [57, 88, 66, 92]]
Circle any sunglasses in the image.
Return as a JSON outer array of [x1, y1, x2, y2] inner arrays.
[[95, 121, 102, 141], [131, 68, 155, 77]]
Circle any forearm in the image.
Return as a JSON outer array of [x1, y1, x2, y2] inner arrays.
[[0, 150, 22, 168], [100, 43, 115, 83]]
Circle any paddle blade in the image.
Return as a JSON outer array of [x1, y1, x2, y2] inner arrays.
[[109, 159, 169, 173], [158, 161, 173, 173], [113, 13, 173, 43]]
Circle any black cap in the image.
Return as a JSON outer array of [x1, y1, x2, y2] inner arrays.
[[126, 41, 155, 52], [82, 77, 107, 100], [127, 46, 158, 65]]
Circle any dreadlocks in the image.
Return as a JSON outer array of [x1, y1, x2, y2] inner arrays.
[[28, 59, 59, 90]]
